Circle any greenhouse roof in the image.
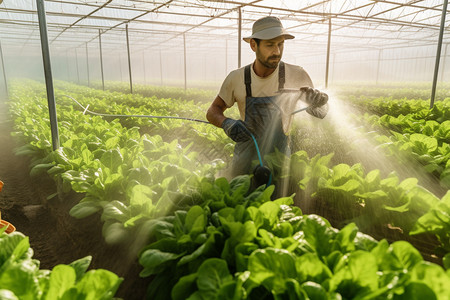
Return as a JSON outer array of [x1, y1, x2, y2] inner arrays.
[[1, 0, 449, 55]]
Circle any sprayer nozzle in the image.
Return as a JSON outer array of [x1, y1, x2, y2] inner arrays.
[[253, 165, 272, 187]]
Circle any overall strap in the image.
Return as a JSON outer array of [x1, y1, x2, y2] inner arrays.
[[278, 61, 285, 90], [244, 61, 286, 98], [244, 64, 252, 98]]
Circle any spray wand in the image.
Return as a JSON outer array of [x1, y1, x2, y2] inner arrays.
[[64, 95, 209, 124]]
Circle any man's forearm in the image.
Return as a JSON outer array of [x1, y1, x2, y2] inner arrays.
[[206, 106, 227, 127], [206, 96, 229, 127]]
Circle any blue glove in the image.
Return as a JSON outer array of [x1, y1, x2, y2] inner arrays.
[[221, 118, 252, 142], [301, 87, 328, 107]]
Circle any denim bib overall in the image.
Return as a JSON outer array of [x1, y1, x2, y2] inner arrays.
[[230, 62, 289, 177]]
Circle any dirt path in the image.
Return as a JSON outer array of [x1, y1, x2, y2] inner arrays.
[[0, 100, 150, 299], [0, 100, 62, 268]]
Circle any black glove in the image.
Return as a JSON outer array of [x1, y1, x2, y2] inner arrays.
[[221, 118, 252, 142], [301, 87, 328, 107]]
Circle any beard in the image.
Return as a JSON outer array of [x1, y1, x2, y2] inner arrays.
[[256, 52, 281, 69]]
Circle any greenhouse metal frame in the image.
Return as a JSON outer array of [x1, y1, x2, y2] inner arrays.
[[2, 1, 449, 81], [2, 1, 449, 87], [2, 3, 450, 298], [2, 0, 449, 150]]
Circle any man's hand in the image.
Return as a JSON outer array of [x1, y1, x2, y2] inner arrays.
[[221, 118, 252, 142], [300, 87, 328, 107]]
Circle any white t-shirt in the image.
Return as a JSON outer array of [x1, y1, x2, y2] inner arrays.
[[218, 61, 314, 133]]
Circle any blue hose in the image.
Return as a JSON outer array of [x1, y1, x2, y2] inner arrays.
[[250, 133, 272, 187]]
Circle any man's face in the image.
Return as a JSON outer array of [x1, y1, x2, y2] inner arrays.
[[254, 36, 285, 69]]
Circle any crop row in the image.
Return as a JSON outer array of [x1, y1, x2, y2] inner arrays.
[[9, 80, 225, 245], [265, 149, 450, 255], [7, 80, 450, 298], [338, 95, 450, 257], [334, 82, 450, 103], [347, 95, 450, 121], [362, 122, 449, 261], [89, 80, 217, 104], [360, 113, 450, 189], [54, 80, 237, 162], [10, 80, 450, 254], [140, 174, 450, 299]]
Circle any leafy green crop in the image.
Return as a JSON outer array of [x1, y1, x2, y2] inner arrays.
[[139, 175, 450, 299], [334, 82, 450, 103], [360, 112, 450, 189], [262, 149, 441, 235], [85, 80, 218, 104], [53, 80, 237, 161], [8, 80, 225, 245], [0, 230, 122, 299], [411, 191, 450, 264], [8, 79, 450, 299]]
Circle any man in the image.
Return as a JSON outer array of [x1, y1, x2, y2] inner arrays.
[[206, 16, 328, 183]]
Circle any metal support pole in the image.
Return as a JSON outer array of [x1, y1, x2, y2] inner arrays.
[[36, 0, 59, 150], [325, 18, 332, 88], [159, 50, 163, 86], [401, 55, 406, 81], [66, 54, 70, 81], [413, 49, 419, 81], [143, 51, 146, 84], [183, 33, 187, 90], [85, 43, 90, 87], [376, 49, 382, 85], [331, 53, 336, 84], [440, 43, 449, 82], [119, 54, 123, 81], [75, 48, 80, 84], [203, 55, 206, 81], [238, 8, 242, 68], [430, 0, 448, 108], [99, 29, 105, 90], [126, 24, 133, 94], [0, 40, 8, 99], [225, 39, 228, 76]]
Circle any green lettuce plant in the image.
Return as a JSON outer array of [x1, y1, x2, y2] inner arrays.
[[0, 230, 122, 299]]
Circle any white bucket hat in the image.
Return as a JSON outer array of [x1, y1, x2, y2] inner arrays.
[[243, 16, 295, 43]]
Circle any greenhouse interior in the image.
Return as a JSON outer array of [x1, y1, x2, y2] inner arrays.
[[0, 0, 450, 299]]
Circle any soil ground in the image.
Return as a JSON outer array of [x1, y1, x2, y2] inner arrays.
[[0, 100, 151, 300]]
